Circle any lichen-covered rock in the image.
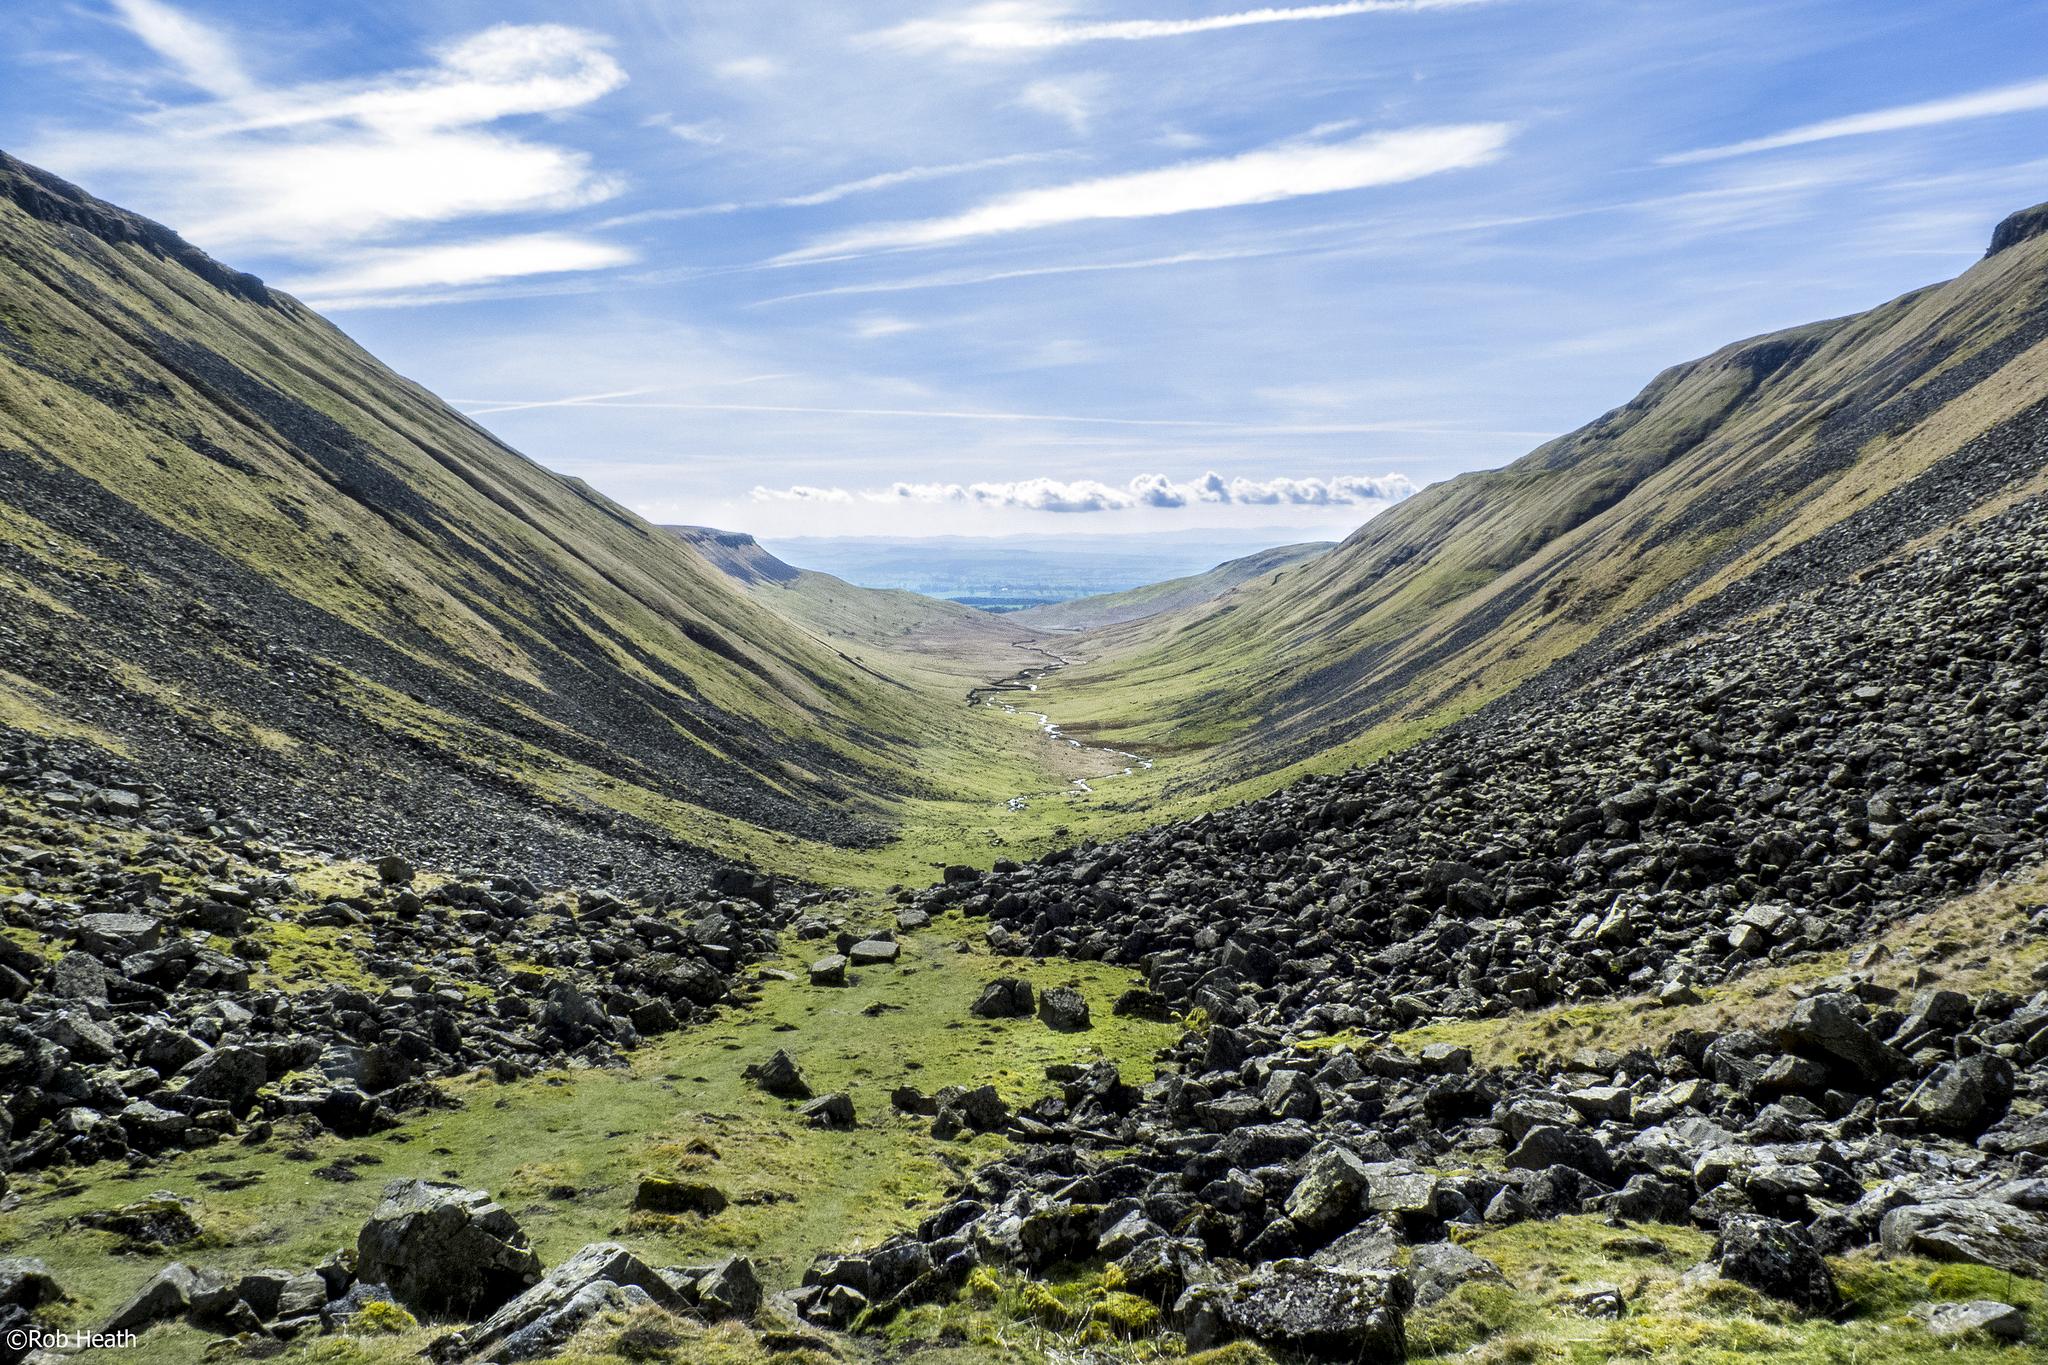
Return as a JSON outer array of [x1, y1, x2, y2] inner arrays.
[[1177, 1259, 1407, 1360], [1711, 1215, 1838, 1312], [355, 1180, 541, 1317]]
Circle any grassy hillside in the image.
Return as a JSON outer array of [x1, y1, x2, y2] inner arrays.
[[1008, 541, 1332, 632], [1028, 201, 2048, 802], [0, 151, 1063, 887]]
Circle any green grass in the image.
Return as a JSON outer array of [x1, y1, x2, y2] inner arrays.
[[1399, 1216, 2048, 1364], [0, 912, 1177, 1363]]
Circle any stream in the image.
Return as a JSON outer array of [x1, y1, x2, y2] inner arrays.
[[968, 645, 1154, 811]]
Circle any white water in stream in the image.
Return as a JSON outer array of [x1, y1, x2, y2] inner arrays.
[[970, 648, 1153, 811]]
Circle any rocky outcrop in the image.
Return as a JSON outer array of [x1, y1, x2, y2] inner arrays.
[[1987, 201, 2048, 257]]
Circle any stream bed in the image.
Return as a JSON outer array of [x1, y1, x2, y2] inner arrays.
[[968, 646, 1153, 810]]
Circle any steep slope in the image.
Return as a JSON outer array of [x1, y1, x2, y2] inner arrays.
[[1032, 203, 2048, 795], [1009, 540, 1332, 632], [0, 151, 1035, 884]]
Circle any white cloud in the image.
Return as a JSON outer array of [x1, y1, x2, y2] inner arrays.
[[750, 485, 855, 504], [1664, 76, 2048, 164], [1016, 76, 1105, 135], [645, 112, 726, 145], [287, 234, 638, 306], [779, 122, 1511, 261], [872, 0, 1500, 54], [176, 24, 625, 137], [109, 0, 252, 96], [715, 55, 782, 82], [851, 313, 923, 338], [39, 7, 627, 262], [758, 245, 1289, 303], [751, 470, 1419, 513], [601, 151, 1064, 226]]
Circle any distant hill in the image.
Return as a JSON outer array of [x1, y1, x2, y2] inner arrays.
[[1011, 541, 1332, 631]]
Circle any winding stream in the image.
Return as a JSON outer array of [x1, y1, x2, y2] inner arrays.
[[968, 644, 1154, 810]]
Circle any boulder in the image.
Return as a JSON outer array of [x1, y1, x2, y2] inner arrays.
[[808, 955, 848, 987], [1507, 1125, 1614, 1182], [75, 912, 162, 957], [177, 1045, 267, 1111], [1905, 1056, 2014, 1136], [1710, 1214, 1837, 1313], [693, 1256, 762, 1318], [969, 978, 1035, 1019], [435, 1243, 676, 1363], [848, 940, 900, 966], [0, 1259, 62, 1313], [1879, 1199, 2048, 1276], [1038, 986, 1092, 1032], [1409, 1243, 1505, 1308], [743, 1049, 812, 1099], [801, 1093, 856, 1129], [103, 1262, 228, 1332], [1178, 1259, 1407, 1360], [356, 1180, 542, 1317], [1916, 1299, 2026, 1341], [633, 1178, 727, 1217], [1284, 1146, 1371, 1234], [1780, 994, 1905, 1081]]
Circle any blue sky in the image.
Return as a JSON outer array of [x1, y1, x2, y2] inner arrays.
[[6, 0, 2047, 538]]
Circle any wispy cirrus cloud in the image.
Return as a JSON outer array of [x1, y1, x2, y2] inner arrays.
[[600, 151, 1066, 227], [36, 3, 632, 305], [779, 122, 1511, 261], [287, 234, 638, 308], [1664, 75, 2048, 164], [753, 471, 1418, 513], [106, 0, 251, 96], [871, 0, 1502, 55]]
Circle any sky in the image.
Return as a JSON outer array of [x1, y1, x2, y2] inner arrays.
[[5, 0, 2047, 538]]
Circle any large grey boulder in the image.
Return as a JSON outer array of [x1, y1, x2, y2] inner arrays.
[[1879, 1199, 2048, 1276], [0, 1260, 62, 1313], [102, 1262, 233, 1332], [1916, 1299, 2027, 1341], [356, 1180, 542, 1317], [1710, 1215, 1838, 1312], [1284, 1146, 1371, 1234], [1177, 1259, 1408, 1360], [693, 1256, 763, 1318], [1779, 993, 1906, 1081], [177, 1045, 267, 1111], [1037, 986, 1092, 1031], [1904, 1056, 2014, 1136]]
